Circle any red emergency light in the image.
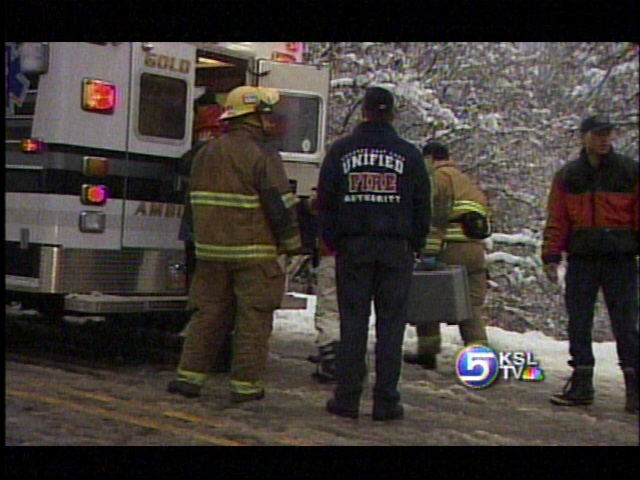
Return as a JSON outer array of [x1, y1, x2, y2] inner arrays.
[[82, 78, 116, 114], [271, 52, 297, 63], [285, 42, 302, 52], [81, 184, 108, 205], [21, 138, 45, 153]]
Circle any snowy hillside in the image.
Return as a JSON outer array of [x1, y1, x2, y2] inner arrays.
[[305, 42, 639, 342]]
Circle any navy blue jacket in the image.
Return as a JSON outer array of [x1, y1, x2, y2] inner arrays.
[[317, 121, 431, 253]]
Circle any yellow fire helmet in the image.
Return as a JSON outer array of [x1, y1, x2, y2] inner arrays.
[[219, 86, 280, 120]]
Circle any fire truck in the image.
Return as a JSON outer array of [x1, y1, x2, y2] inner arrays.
[[5, 42, 329, 318]]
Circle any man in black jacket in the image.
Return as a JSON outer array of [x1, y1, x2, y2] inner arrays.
[[317, 87, 431, 420]]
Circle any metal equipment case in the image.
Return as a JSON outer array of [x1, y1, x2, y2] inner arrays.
[[407, 265, 473, 325]]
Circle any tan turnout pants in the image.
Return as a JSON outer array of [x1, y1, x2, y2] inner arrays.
[[314, 255, 340, 347], [416, 241, 488, 354], [177, 258, 285, 395]]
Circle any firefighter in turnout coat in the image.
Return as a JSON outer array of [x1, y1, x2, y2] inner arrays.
[[404, 142, 491, 370], [168, 86, 301, 403]]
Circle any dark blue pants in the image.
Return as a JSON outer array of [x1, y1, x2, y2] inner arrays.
[[565, 255, 639, 369], [334, 237, 414, 409]]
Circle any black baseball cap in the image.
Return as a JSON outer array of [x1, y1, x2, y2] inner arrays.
[[363, 86, 394, 113], [580, 115, 614, 134]]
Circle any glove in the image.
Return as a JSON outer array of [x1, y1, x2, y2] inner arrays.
[[414, 255, 445, 271], [544, 263, 559, 284]]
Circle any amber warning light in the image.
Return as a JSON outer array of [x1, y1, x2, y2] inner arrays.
[[82, 78, 116, 113]]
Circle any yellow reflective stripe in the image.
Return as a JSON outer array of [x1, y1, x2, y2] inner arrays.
[[191, 191, 299, 209], [422, 237, 443, 255], [451, 200, 487, 216], [282, 236, 302, 251], [230, 379, 265, 395], [282, 192, 299, 208], [195, 243, 277, 260], [445, 224, 468, 241], [177, 368, 207, 387], [190, 191, 260, 209]]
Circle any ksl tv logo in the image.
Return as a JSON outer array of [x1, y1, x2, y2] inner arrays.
[[455, 345, 545, 389]]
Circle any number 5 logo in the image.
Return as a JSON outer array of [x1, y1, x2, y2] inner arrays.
[[456, 345, 499, 389]]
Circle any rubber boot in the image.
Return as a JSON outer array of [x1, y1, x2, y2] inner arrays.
[[372, 402, 404, 421], [326, 397, 358, 419], [231, 389, 265, 404], [403, 352, 437, 370], [167, 379, 202, 399], [549, 366, 594, 406], [622, 368, 639, 414]]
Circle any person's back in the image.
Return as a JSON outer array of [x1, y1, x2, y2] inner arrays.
[[319, 122, 429, 250], [190, 122, 294, 258], [404, 142, 490, 370], [169, 86, 301, 404], [318, 87, 430, 421]]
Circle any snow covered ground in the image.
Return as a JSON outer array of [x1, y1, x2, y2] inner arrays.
[[274, 293, 627, 388]]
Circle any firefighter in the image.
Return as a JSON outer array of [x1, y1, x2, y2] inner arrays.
[[177, 91, 232, 373], [404, 142, 491, 370], [544, 115, 638, 413], [168, 86, 302, 403], [318, 87, 431, 420], [179, 90, 228, 291]]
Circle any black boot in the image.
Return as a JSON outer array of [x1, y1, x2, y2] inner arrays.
[[372, 402, 404, 421], [326, 397, 358, 419], [549, 366, 594, 406], [231, 389, 265, 404], [622, 368, 639, 414], [312, 341, 339, 383], [403, 352, 437, 370], [167, 379, 202, 399]]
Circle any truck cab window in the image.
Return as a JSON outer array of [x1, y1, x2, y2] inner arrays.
[[269, 93, 320, 154]]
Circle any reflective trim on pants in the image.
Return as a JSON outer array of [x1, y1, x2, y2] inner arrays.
[[230, 379, 265, 395], [178, 259, 284, 388], [176, 368, 207, 387]]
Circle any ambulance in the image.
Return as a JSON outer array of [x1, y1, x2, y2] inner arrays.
[[5, 42, 329, 317]]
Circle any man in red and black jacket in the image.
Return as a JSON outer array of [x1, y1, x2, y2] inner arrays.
[[543, 114, 638, 413]]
